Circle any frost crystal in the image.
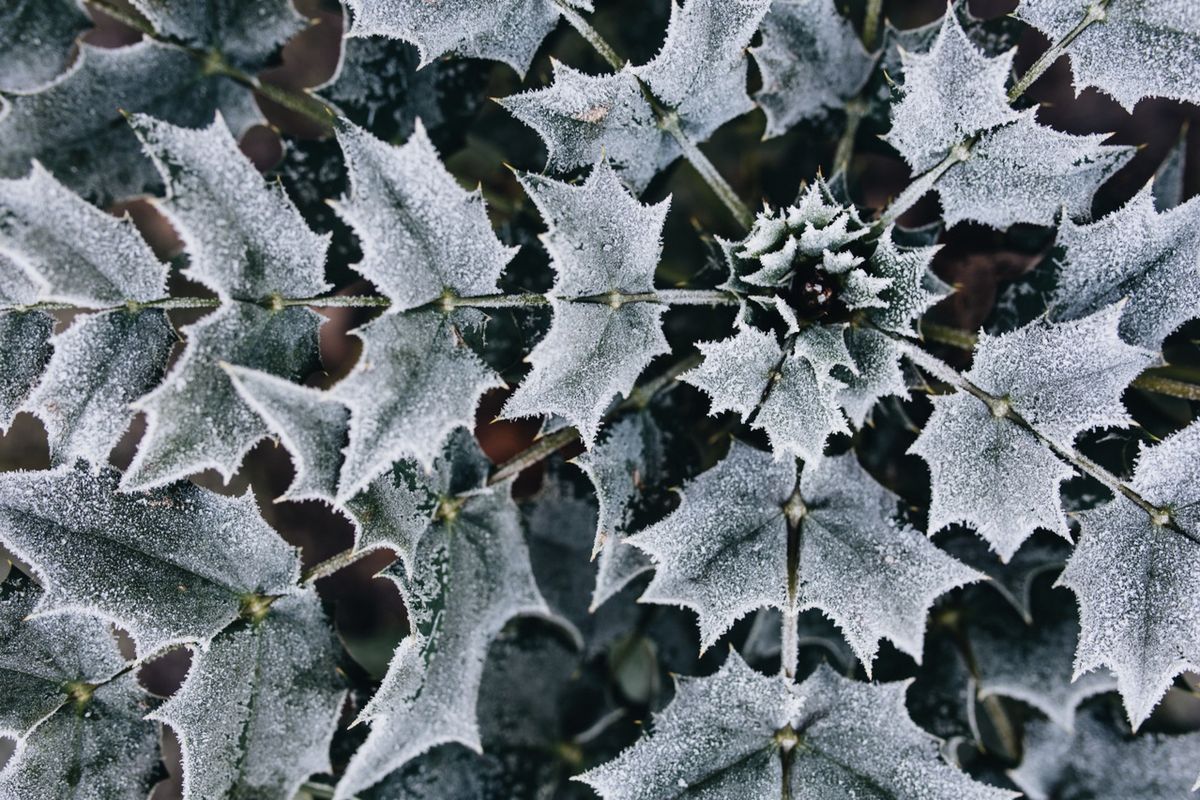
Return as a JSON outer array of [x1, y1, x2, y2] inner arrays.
[[751, 0, 877, 138], [0, 464, 300, 656], [0, 308, 53, 431], [1060, 421, 1200, 730], [333, 121, 516, 310], [129, 0, 304, 70], [0, 0, 89, 92]]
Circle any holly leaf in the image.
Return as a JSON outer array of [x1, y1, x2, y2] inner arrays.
[[0, 672, 160, 799], [1011, 704, 1200, 800], [885, 12, 1020, 174], [0, 0, 89, 92], [332, 120, 516, 310], [0, 464, 301, 656], [130, 113, 331, 302], [333, 310, 502, 500], [0, 41, 254, 202], [0, 161, 168, 307], [499, 63, 671, 193], [936, 111, 1134, 228], [1016, 0, 1200, 111], [149, 589, 346, 800], [123, 302, 323, 491], [910, 305, 1154, 560], [579, 654, 1014, 799], [629, 442, 979, 669], [343, 0, 590, 76], [633, 0, 772, 142], [0, 309, 53, 432], [1059, 421, 1200, 730], [0, 575, 126, 738], [1051, 185, 1200, 349], [867, 228, 949, 335], [334, 447, 555, 799], [837, 327, 908, 426], [751, 0, 877, 138], [129, 0, 304, 70], [25, 309, 174, 467]]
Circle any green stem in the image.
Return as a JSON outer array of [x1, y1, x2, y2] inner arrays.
[[85, 0, 155, 36], [862, 0, 884, 51], [1007, 0, 1111, 102], [831, 98, 868, 178], [552, 0, 623, 70]]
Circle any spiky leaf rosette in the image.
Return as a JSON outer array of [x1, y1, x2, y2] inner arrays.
[[910, 305, 1154, 561], [1059, 421, 1200, 730], [579, 654, 1015, 799], [628, 441, 979, 669]]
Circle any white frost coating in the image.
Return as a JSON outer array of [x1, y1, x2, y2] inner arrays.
[[333, 121, 517, 310], [334, 311, 502, 501], [149, 590, 346, 800], [0, 465, 300, 658], [225, 364, 350, 504], [0, 578, 126, 738], [884, 12, 1019, 173], [1051, 185, 1200, 349], [578, 652, 800, 800], [1010, 704, 1200, 800], [937, 111, 1134, 229], [972, 600, 1116, 731], [517, 161, 670, 297], [751, 0, 877, 138], [757, 352, 849, 464], [683, 323, 782, 420], [837, 327, 908, 426], [1060, 421, 1200, 730], [502, 300, 669, 447], [634, 0, 772, 141], [912, 393, 1076, 562], [789, 666, 1018, 799], [334, 481, 552, 799], [129, 113, 331, 302], [344, 0, 585, 76], [867, 228, 948, 335], [968, 305, 1154, 445], [0, 0, 89, 92], [500, 63, 674, 193], [25, 309, 174, 468], [0, 161, 168, 306], [573, 414, 662, 608], [0, 308, 53, 432], [123, 302, 322, 492], [793, 325, 855, 380], [0, 671, 160, 800], [129, 0, 304, 69], [1017, 0, 1200, 111]]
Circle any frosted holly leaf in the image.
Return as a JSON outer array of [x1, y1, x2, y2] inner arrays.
[[0, 42, 251, 202], [501, 300, 669, 447], [334, 311, 501, 500], [149, 589, 345, 800], [129, 0, 304, 70], [0, 161, 168, 307], [1050, 185, 1200, 349], [517, 161, 670, 298], [0, 672, 160, 800], [867, 228, 949, 335], [1016, 0, 1200, 111], [0, 0, 89, 92], [629, 443, 977, 665], [0, 464, 300, 656], [0, 309, 53, 432], [573, 414, 662, 608], [225, 365, 350, 504], [837, 327, 908, 426], [971, 596, 1116, 731], [634, 0, 772, 142], [937, 111, 1134, 228], [499, 63, 672, 193], [751, 0, 877, 137], [130, 113, 331, 302], [1059, 422, 1200, 730], [792, 324, 856, 380], [334, 480, 554, 798], [0, 575, 126, 737], [344, 0, 589, 76], [885, 12, 1019, 174], [1010, 704, 1200, 800], [683, 323, 781, 421], [332, 120, 516, 311], [25, 309, 174, 468], [578, 651, 801, 799], [124, 302, 322, 491], [911, 306, 1153, 560]]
